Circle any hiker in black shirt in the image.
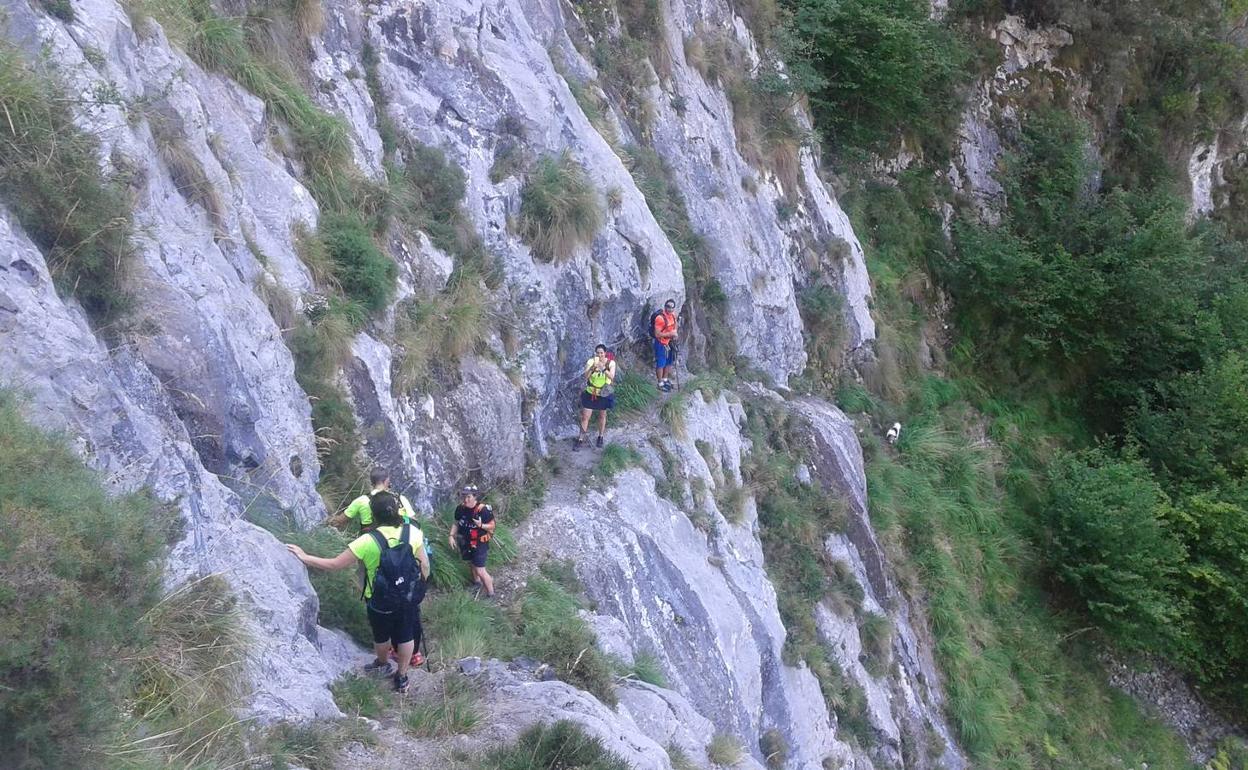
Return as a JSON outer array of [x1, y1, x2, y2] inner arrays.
[[448, 485, 496, 598]]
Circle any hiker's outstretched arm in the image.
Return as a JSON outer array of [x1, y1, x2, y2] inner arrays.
[[448, 523, 459, 549], [417, 547, 430, 580], [286, 544, 356, 571]]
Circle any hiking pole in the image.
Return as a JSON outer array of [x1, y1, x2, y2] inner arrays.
[[421, 636, 431, 673], [670, 339, 680, 388]]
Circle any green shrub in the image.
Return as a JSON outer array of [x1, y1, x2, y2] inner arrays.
[[403, 683, 481, 736], [539, 558, 584, 593], [783, 0, 968, 153], [858, 612, 893, 677], [659, 391, 689, 439], [942, 110, 1220, 425], [707, 733, 743, 766], [0, 42, 134, 325], [798, 284, 847, 388], [594, 444, 645, 478], [715, 480, 748, 524], [287, 306, 366, 508], [261, 721, 344, 770], [613, 370, 660, 415], [1044, 449, 1188, 651], [319, 213, 397, 314], [37, 0, 75, 20], [393, 281, 489, 393], [516, 576, 617, 704], [389, 143, 501, 288], [123, 575, 249, 766], [667, 744, 698, 770], [519, 152, 603, 261], [628, 651, 667, 687], [480, 720, 629, 770]]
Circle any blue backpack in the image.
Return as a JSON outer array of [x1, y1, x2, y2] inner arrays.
[[365, 524, 425, 612]]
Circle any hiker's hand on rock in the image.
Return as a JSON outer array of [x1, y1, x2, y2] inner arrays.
[[286, 544, 306, 559]]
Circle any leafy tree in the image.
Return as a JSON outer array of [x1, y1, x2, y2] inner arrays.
[[1130, 352, 1248, 488], [1167, 494, 1248, 704]]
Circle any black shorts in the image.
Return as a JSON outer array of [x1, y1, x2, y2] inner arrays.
[[580, 390, 615, 410], [366, 600, 421, 646], [461, 542, 490, 568]]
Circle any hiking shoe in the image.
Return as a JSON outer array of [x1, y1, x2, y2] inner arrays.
[[393, 673, 410, 694], [661, 380, 674, 392], [573, 435, 585, 451], [411, 651, 425, 667], [363, 659, 391, 677], [596, 435, 604, 448]]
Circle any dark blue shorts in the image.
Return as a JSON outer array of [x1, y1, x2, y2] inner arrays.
[[580, 390, 615, 410], [462, 542, 489, 568], [654, 340, 672, 368]]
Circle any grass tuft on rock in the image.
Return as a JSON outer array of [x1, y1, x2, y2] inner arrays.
[[0, 42, 135, 326], [519, 151, 603, 262], [480, 720, 629, 770], [707, 733, 743, 766], [402, 682, 482, 737]]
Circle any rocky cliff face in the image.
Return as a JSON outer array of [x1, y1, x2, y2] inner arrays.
[[0, 0, 966, 766]]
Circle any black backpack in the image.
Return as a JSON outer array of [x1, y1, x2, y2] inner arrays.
[[646, 308, 663, 341], [365, 524, 425, 612]]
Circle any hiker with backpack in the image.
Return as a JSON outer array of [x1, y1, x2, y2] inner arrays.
[[650, 299, 679, 392], [575, 343, 616, 450], [286, 491, 429, 694], [333, 468, 418, 532], [448, 485, 496, 598]]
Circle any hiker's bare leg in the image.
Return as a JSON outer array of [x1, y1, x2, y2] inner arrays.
[[597, 409, 607, 436], [372, 642, 390, 666], [656, 367, 663, 384], [475, 566, 495, 596], [579, 408, 592, 433], [395, 640, 415, 677]]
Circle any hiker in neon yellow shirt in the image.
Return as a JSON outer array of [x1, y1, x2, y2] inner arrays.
[[287, 491, 430, 694], [336, 468, 417, 531]]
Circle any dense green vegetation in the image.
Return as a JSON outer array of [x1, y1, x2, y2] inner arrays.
[[0, 394, 248, 768], [830, 172, 1207, 765], [938, 107, 1248, 712]]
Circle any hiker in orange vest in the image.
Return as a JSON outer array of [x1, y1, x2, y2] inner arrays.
[[448, 485, 496, 598], [652, 299, 679, 392]]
